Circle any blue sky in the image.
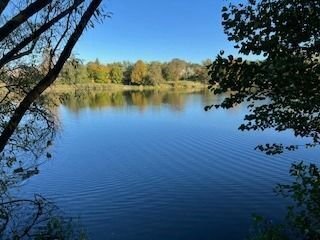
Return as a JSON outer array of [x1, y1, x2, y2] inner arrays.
[[75, 0, 238, 63]]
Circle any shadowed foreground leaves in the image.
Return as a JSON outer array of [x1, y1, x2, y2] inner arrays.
[[208, 0, 320, 154]]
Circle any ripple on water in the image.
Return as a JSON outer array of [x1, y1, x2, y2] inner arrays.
[[22, 92, 320, 240]]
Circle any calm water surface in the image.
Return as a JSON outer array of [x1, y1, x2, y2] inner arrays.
[[23, 90, 319, 239]]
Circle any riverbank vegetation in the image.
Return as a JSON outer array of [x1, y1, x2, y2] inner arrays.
[[57, 58, 211, 86]]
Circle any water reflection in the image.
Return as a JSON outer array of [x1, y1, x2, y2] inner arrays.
[[57, 89, 216, 112]]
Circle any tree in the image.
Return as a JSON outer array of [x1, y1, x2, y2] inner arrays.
[[76, 63, 90, 84], [163, 58, 187, 81], [131, 60, 147, 85], [87, 61, 99, 81], [187, 60, 211, 83], [0, 0, 106, 153], [145, 62, 164, 85], [199, 59, 212, 83], [121, 61, 133, 85], [87, 60, 109, 83], [207, 0, 320, 154], [109, 64, 124, 84], [59, 56, 89, 84]]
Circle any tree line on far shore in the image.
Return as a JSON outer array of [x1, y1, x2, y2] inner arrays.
[[58, 58, 212, 85]]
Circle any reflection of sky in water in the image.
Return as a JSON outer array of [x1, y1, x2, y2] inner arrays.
[[23, 90, 320, 240]]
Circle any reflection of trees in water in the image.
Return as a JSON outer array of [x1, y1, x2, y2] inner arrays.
[[0, 95, 85, 239], [131, 91, 148, 111], [0, 159, 86, 239], [150, 91, 165, 106], [0, 195, 86, 239], [59, 90, 128, 112], [58, 89, 217, 113], [200, 90, 219, 107], [162, 92, 185, 111]]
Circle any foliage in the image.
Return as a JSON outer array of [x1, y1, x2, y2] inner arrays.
[[87, 59, 109, 83], [0, 192, 88, 240], [275, 162, 320, 239], [207, 0, 320, 154], [145, 62, 164, 85], [189, 59, 211, 83], [109, 64, 124, 84], [248, 162, 320, 240], [59, 57, 88, 84], [34, 217, 87, 240], [248, 215, 288, 240], [131, 60, 147, 85], [122, 61, 134, 85], [163, 58, 187, 81], [58, 58, 210, 86]]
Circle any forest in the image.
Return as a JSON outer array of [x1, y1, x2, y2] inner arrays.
[[58, 58, 211, 85]]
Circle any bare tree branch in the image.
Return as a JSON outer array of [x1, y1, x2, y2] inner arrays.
[[0, 0, 53, 42], [51, 13, 72, 57], [3, 40, 38, 64]]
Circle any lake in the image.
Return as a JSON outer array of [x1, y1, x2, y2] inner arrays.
[[22, 89, 319, 239]]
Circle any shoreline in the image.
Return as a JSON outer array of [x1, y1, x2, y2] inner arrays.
[[47, 81, 208, 93]]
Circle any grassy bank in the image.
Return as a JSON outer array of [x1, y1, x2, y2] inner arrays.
[[47, 81, 207, 93]]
